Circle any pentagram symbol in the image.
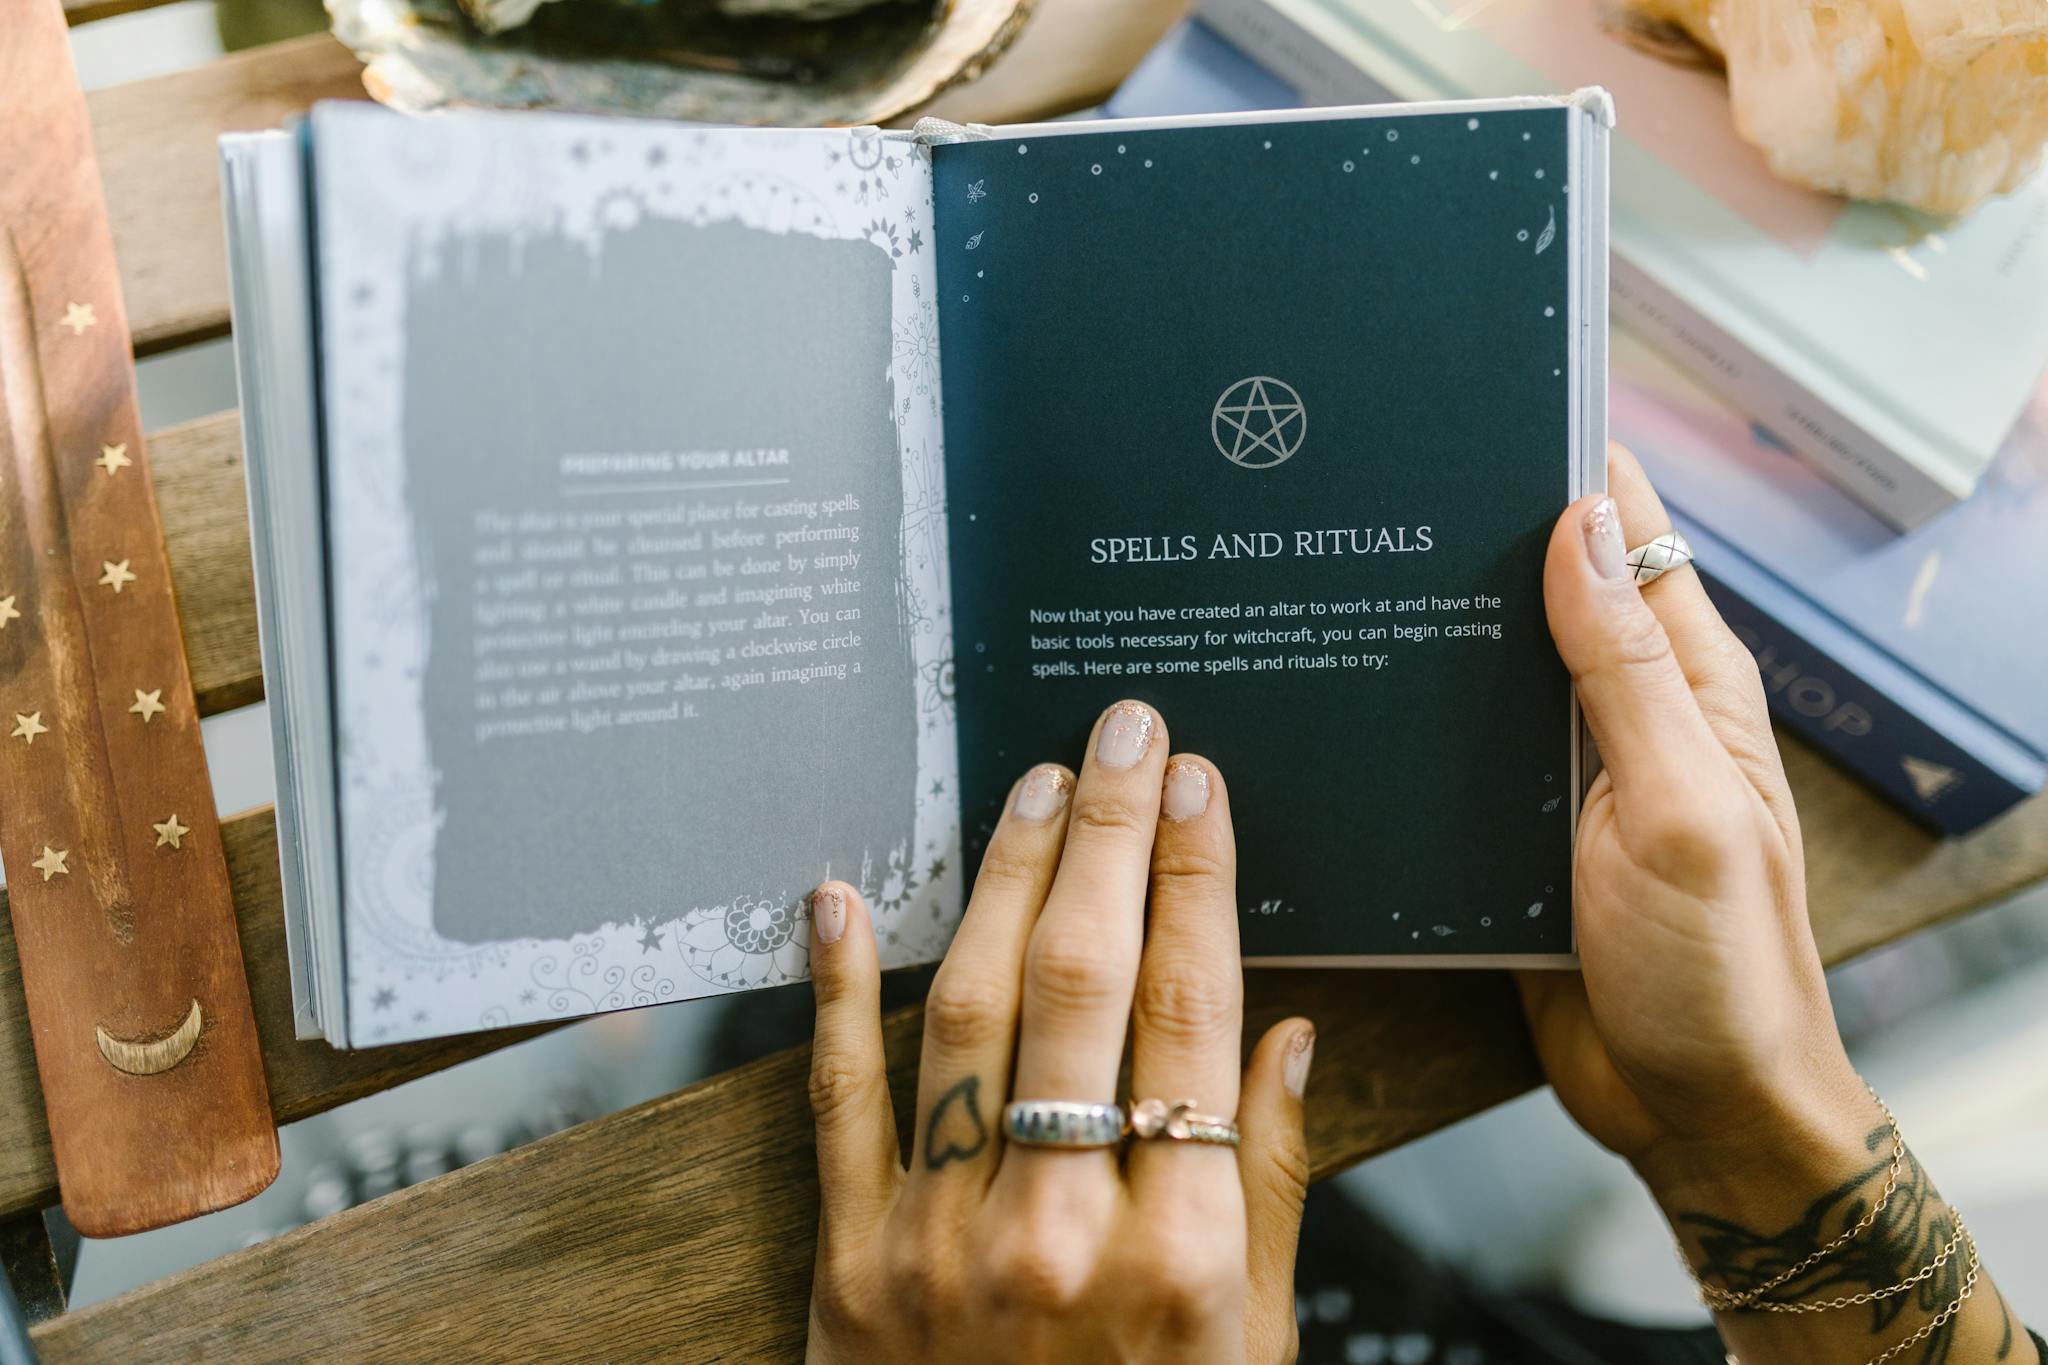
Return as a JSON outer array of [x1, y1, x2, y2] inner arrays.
[[1212, 376, 1305, 469]]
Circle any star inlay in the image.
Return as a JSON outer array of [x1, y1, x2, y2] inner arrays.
[[95, 443, 130, 475], [60, 302, 96, 335], [0, 595, 18, 630], [31, 846, 68, 880], [153, 814, 190, 849], [11, 712, 47, 745], [99, 559, 136, 593], [129, 688, 165, 723]]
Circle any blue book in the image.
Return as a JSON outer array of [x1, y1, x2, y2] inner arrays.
[[1104, 17, 1302, 119], [1111, 20, 2048, 834], [1612, 331, 2047, 835]]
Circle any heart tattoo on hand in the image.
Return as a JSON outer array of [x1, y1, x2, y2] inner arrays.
[[924, 1076, 990, 1171]]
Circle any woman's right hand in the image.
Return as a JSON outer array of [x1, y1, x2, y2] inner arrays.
[[1521, 444, 2025, 1362], [1515, 442, 1869, 1182]]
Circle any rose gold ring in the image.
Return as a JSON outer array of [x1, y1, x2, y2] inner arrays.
[[1125, 1098, 1239, 1148]]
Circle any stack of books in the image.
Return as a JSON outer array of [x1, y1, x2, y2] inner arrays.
[[1110, 15, 2048, 834], [1189, 0, 2048, 534]]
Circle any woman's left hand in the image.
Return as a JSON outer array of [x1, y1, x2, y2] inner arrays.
[[803, 701, 1316, 1364]]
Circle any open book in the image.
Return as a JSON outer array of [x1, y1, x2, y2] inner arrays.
[[222, 93, 1609, 1048]]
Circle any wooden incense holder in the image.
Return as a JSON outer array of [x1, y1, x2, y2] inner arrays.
[[0, 0, 278, 1237]]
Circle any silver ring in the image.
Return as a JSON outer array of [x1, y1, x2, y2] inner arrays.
[[1003, 1100, 1124, 1149], [1126, 1098, 1241, 1148], [1626, 530, 1694, 587]]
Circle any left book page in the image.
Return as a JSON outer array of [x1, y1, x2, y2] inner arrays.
[[304, 104, 960, 1047]]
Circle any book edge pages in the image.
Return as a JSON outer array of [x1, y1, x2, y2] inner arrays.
[[220, 131, 342, 1042], [1569, 89, 1610, 967], [990, 88, 1613, 139]]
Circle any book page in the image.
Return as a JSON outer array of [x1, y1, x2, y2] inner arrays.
[[310, 105, 957, 1044], [934, 107, 1586, 959]]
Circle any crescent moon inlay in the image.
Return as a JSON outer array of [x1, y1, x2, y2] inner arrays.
[[95, 999, 203, 1076]]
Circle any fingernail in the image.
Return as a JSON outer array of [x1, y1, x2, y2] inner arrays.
[[1284, 1027, 1315, 1099], [1161, 760, 1210, 822], [1013, 764, 1073, 821], [1583, 498, 1627, 580], [813, 885, 846, 944], [1096, 701, 1157, 770]]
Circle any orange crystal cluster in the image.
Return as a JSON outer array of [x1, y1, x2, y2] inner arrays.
[[1618, 0, 2048, 213]]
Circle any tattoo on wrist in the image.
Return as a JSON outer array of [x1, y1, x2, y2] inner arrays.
[[924, 1075, 990, 1170], [1679, 1127, 2013, 1362]]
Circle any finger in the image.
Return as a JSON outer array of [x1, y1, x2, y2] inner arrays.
[[1544, 490, 1736, 808], [1129, 755, 1244, 1193], [1238, 1019, 1314, 1365], [907, 764, 1073, 1196], [1604, 444, 1795, 824], [807, 882, 901, 1234], [1009, 700, 1169, 1138]]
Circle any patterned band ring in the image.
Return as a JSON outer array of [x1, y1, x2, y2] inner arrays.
[[1126, 1098, 1241, 1148], [1625, 530, 1695, 587], [1002, 1100, 1126, 1149]]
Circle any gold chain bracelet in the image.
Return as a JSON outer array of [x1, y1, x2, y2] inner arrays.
[[1695, 1083, 1989, 1365], [1861, 1222, 1980, 1365], [1717, 1218, 1966, 1314], [1721, 1220, 1981, 1365], [1688, 1082, 1907, 1312]]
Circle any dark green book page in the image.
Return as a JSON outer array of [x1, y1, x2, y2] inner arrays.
[[934, 108, 1580, 958]]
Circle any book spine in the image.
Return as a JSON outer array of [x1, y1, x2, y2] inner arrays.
[[1203, 0, 1963, 532], [1608, 262, 1955, 532], [1674, 520, 2034, 835]]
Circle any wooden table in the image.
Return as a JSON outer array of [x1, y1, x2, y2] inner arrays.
[[7, 2, 2048, 1357]]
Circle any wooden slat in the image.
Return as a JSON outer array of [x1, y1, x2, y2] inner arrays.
[[154, 410, 263, 714], [0, 1210, 64, 1324], [91, 35, 367, 358], [0, 806, 553, 1221], [87, 0, 1187, 357], [63, 0, 175, 23], [29, 769, 2048, 1359]]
